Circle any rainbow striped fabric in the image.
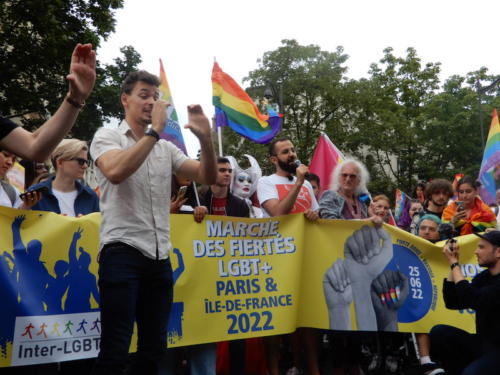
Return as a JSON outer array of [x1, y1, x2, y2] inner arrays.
[[159, 59, 187, 154], [479, 108, 500, 204], [212, 62, 282, 144]]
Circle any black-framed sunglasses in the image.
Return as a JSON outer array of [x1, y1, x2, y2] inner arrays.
[[71, 158, 89, 166]]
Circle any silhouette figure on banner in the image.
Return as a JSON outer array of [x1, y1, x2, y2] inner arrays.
[[64, 228, 100, 313], [11, 215, 51, 316], [167, 248, 185, 344], [0, 251, 18, 356]]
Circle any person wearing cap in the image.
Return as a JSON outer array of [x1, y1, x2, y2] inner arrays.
[[429, 231, 500, 374]]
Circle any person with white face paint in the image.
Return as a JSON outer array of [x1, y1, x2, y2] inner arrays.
[[227, 154, 263, 218]]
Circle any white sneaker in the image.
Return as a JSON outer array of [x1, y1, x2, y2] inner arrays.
[[286, 367, 302, 375]]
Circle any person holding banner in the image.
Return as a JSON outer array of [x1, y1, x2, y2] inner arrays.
[[318, 158, 372, 222], [414, 214, 446, 375], [0, 44, 96, 162], [319, 158, 386, 374], [89, 70, 216, 375], [429, 231, 500, 374], [190, 156, 249, 375], [257, 137, 319, 375]]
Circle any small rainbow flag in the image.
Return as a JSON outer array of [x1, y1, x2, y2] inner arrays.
[[159, 59, 187, 154], [479, 109, 500, 204], [212, 62, 282, 144], [394, 189, 409, 222]]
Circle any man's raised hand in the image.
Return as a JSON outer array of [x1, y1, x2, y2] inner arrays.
[[185, 105, 211, 140], [66, 44, 96, 104]]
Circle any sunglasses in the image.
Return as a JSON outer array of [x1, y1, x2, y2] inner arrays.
[[341, 173, 358, 179], [71, 158, 89, 166]]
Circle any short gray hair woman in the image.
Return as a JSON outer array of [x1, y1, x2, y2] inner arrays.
[[319, 158, 370, 219]]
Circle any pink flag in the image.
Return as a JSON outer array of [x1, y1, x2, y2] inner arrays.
[[309, 132, 345, 194]]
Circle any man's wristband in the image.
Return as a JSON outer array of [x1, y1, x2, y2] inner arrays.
[[450, 262, 460, 270], [65, 95, 85, 109], [145, 128, 160, 142]]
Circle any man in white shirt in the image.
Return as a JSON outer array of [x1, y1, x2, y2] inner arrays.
[[258, 137, 319, 219], [90, 70, 216, 375], [257, 137, 319, 375]]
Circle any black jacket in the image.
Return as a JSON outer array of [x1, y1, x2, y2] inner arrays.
[[200, 188, 249, 218], [443, 270, 500, 347]]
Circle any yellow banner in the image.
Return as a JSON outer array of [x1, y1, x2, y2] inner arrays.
[[0, 207, 480, 367]]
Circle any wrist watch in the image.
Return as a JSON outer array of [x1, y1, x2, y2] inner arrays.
[[450, 262, 460, 270], [144, 128, 160, 141], [65, 94, 85, 109]]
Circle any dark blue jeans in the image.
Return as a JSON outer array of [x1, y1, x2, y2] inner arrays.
[[92, 243, 173, 375], [430, 324, 500, 375]]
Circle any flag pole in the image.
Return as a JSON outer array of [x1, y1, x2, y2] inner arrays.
[[217, 126, 223, 157]]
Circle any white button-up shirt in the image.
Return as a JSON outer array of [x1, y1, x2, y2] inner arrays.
[[90, 120, 188, 259]]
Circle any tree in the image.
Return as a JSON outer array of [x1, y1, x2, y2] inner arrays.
[[352, 47, 442, 194], [223, 39, 352, 171], [0, 0, 126, 141]]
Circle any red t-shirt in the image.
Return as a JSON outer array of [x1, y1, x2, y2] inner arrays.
[[211, 197, 228, 216]]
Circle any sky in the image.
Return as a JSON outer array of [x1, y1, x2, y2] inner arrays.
[[98, 0, 500, 157]]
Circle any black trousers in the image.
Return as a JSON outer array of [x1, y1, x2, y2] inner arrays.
[[430, 324, 500, 375], [91, 243, 173, 375]]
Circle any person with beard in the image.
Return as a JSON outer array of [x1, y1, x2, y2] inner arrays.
[[257, 137, 318, 220], [410, 179, 454, 235], [429, 231, 500, 374], [257, 137, 319, 375]]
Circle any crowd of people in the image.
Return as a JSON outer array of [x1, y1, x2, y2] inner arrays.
[[1, 44, 500, 375]]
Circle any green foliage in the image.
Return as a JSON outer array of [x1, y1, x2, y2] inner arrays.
[[0, 0, 134, 142], [237, 39, 351, 166], [228, 41, 500, 200]]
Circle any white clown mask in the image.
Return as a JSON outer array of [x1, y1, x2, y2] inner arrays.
[[226, 154, 262, 200]]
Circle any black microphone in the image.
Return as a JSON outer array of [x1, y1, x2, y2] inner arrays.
[[294, 160, 309, 178]]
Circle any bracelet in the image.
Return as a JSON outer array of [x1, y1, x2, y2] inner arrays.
[[65, 95, 85, 109], [450, 262, 460, 270]]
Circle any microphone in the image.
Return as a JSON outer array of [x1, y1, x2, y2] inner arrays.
[[294, 160, 309, 178]]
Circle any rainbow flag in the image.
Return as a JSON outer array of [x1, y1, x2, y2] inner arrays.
[[212, 62, 282, 144], [394, 189, 412, 229], [479, 109, 500, 204], [159, 59, 187, 154]]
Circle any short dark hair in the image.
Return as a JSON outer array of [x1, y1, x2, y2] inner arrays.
[[424, 178, 454, 200], [217, 157, 230, 164], [457, 175, 481, 190], [121, 70, 160, 95], [306, 173, 320, 186], [268, 137, 291, 156]]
